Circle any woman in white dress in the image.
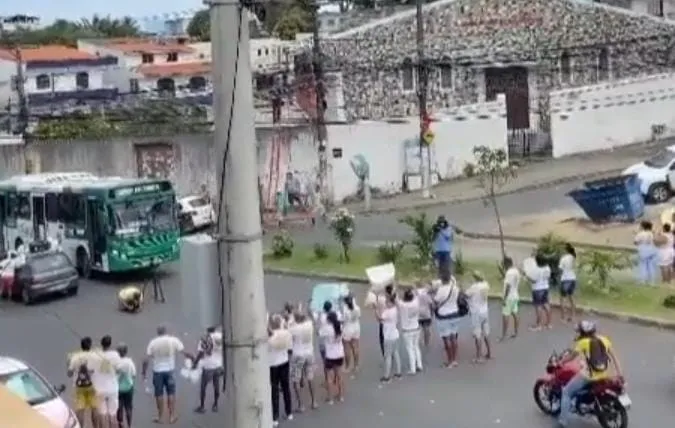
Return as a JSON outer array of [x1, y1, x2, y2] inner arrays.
[[658, 223, 674, 283], [341, 295, 361, 374]]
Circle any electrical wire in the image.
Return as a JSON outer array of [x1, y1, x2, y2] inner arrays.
[[215, 1, 245, 397]]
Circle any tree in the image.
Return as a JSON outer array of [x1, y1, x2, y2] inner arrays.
[[472, 145, 517, 260], [274, 7, 311, 40], [187, 9, 210, 41]]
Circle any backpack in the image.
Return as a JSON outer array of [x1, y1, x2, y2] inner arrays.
[[586, 336, 609, 373], [456, 291, 469, 317], [75, 363, 92, 388]]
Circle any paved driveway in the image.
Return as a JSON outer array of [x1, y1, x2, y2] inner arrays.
[[1, 270, 674, 428]]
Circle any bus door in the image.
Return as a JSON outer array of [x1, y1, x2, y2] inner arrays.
[[31, 195, 45, 241], [86, 197, 105, 266], [0, 193, 5, 252]]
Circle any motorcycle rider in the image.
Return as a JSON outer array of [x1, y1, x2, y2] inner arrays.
[[558, 320, 624, 427]]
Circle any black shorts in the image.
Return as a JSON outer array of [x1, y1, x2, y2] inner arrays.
[[419, 318, 432, 327], [324, 357, 344, 370]]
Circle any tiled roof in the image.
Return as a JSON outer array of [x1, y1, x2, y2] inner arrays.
[[137, 62, 211, 78], [104, 38, 194, 55], [0, 45, 97, 62]]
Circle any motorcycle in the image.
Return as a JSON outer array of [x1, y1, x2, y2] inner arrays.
[[533, 350, 630, 428]]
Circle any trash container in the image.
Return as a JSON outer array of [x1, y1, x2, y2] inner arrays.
[[567, 174, 644, 223]]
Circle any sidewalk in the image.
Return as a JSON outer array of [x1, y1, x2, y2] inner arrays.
[[344, 140, 670, 214]]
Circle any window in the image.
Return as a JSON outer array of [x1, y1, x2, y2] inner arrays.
[[57, 194, 81, 224], [129, 78, 140, 94], [10, 75, 20, 91], [6, 193, 17, 226], [17, 193, 30, 220], [35, 74, 50, 90], [187, 197, 209, 208], [167, 52, 178, 62], [440, 64, 452, 89], [76, 72, 89, 90], [0, 369, 56, 407], [29, 253, 72, 273], [401, 58, 414, 91], [598, 48, 609, 81], [0, 194, 5, 223], [265, 48, 269, 56], [560, 51, 571, 84], [257, 49, 262, 57], [45, 193, 59, 222], [142, 53, 154, 64]]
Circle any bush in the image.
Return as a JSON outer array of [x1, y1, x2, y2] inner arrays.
[[271, 231, 294, 259], [330, 208, 356, 263], [579, 249, 629, 293], [313, 243, 329, 260], [398, 213, 435, 269], [535, 232, 567, 285], [377, 241, 406, 264], [463, 162, 476, 178], [663, 295, 675, 309]]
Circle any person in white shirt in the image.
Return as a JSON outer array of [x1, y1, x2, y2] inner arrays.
[[398, 288, 423, 374], [142, 325, 191, 425], [193, 326, 223, 413], [658, 223, 675, 283], [558, 243, 578, 323], [530, 255, 552, 331], [364, 284, 394, 357], [433, 276, 461, 368], [416, 282, 434, 352], [268, 314, 293, 426], [341, 295, 361, 373], [465, 272, 491, 363], [91, 335, 123, 428], [378, 294, 402, 382], [115, 343, 136, 428], [500, 257, 521, 341], [289, 307, 317, 411], [318, 311, 345, 404]]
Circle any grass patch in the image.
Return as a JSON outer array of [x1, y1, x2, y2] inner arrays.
[[264, 245, 675, 322]]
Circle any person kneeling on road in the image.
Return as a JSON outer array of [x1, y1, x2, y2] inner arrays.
[[118, 286, 143, 313]]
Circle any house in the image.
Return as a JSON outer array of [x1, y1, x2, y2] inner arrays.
[[78, 38, 208, 96], [0, 45, 118, 110], [319, 0, 675, 133], [600, 0, 675, 18]]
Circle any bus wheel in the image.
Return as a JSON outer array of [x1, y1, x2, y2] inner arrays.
[[76, 248, 92, 278], [14, 238, 23, 251]]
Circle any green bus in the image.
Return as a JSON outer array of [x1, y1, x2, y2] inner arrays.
[[0, 172, 180, 276]]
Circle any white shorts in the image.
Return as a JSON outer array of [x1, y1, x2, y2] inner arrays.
[[96, 392, 119, 416], [342, 324, 360, 341], [659, 247, 674, 266], [471, 312, 490, 338]]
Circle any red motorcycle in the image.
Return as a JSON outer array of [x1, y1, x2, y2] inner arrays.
[[533, 350, 630, 428]]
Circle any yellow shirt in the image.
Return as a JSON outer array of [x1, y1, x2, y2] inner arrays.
[[574, 335, 612, 381]]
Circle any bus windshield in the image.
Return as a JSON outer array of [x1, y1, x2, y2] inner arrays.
[[110, 197, 175, 236]]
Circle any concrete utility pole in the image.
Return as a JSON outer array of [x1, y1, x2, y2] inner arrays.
[[312, 1, 329, 204], [208, 1, 271, 427], [416, 0, 431, 199]]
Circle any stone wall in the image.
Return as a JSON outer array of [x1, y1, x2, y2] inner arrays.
[[550, 72, 675, 157]]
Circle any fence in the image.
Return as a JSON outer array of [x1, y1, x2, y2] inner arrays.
[[507, 128, 552, 159]]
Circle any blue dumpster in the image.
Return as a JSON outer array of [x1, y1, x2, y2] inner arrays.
[[567, 174, 644, 223]]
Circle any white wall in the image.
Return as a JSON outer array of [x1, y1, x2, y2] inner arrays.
[[23, 67, 106, 94], [0, 58, 18, 107], [326, 95, 508, 203], [550, 73, 675, 158]]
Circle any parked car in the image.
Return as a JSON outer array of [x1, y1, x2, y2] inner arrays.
[[623, 145, 675, 203], [11, 250, 79, 305], [0, 356, 80, 428], [178, 195, 215, 233]]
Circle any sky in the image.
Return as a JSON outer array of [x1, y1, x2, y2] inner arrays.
[[1, 0, 205, 27]]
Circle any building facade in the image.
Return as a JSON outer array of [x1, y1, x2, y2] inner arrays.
[[320, 0, 675, 131]]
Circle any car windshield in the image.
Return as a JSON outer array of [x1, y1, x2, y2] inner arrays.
[[29, 253, 71, 273], [644, 151, 675, 168], [187, 197, 209, 209], [111, 197, 175, 236], [0, 369, 56, 406]]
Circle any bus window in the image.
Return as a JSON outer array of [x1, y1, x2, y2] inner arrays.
[[6, 193, 18, 227], [73, 196, 86, 227], [16, 193, 30, 220], [45, 194, 59, 222], [0, 194, 5, 224]]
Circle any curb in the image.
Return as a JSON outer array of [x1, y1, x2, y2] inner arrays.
[[460, 232, 635, 253], [349, 168, 624, 216], [264, 267, 675, 331]]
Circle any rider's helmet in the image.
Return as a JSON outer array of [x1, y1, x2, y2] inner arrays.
[[575, 320, 596, 338]]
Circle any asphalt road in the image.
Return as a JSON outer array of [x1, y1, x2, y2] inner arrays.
[[1, 270, 674, 428], [284, 179, 585, 247]]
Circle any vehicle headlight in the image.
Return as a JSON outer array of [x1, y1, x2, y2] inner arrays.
[[65, 411, 80, 428]]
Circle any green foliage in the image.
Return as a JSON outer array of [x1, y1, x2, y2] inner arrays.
[[398, 212, 435, 269], [534, 232, 568, 284], [579, 249, 629, 292], [663, 295, 675, 309], [377, 241, 406, 264], [329, 208, 355, 263], [30, 102, 210, 141], [0, 15, 139, 47], [472, 145, 518, 260], [312, 243, 328, 260], [454, 250, 467, 277], [462, 162, 476, 178], [271, 231, 294, 259], [186, 9, 210, 41]]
